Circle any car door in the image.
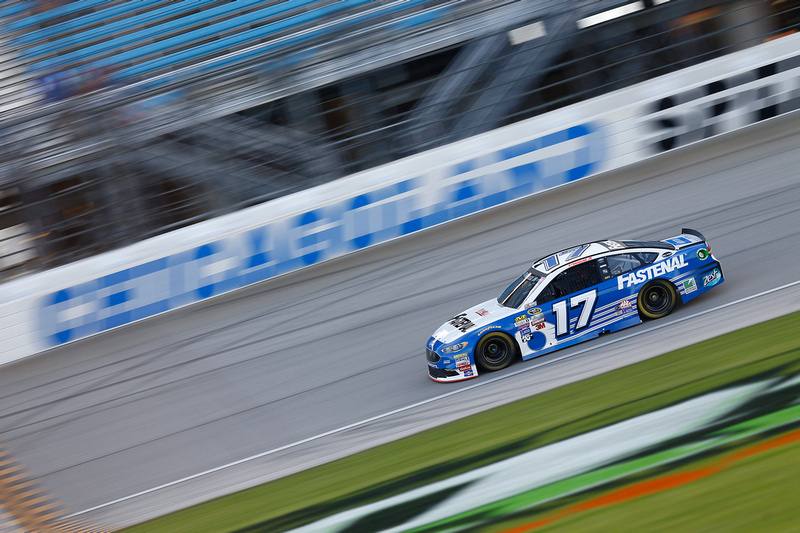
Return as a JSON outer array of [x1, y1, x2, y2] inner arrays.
[[595, 251, 661, 322], [520, 260, 604, 357]]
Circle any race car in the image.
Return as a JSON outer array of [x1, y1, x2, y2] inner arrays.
[[426, 229, 724, 382]]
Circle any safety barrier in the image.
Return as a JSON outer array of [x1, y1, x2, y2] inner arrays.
[[1, 32, 798, 365]]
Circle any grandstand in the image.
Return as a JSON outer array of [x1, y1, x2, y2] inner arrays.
[[0, 0, 797, 279]]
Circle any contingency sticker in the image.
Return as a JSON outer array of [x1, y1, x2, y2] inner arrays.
[[682, 277, 697, 294]]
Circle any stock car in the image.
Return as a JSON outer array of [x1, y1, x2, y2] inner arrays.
[[426, 229, 724, 382]]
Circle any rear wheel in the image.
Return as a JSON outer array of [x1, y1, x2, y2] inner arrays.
[[474, 332, 516, 372], [637, 279, 678, 319]]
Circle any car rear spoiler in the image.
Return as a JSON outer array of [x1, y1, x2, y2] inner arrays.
[[681, 228, 706, 241], [661, 228, 707, 249]]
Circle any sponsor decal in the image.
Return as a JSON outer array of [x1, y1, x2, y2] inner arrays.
[[535, 322, 546, 330], [530, 316, 545, 325], [520, 327, 531, 336], [703, 268, 722, 287], [617, 255, 688, 290], [682, 277, 697, 294], [527, 307, 542, 316], [697, 248, 710, 260], [514, 315, 528, 323], [569, 257, 592, 266], [452, 353, 468, 359], [517, 321, 531, 331], [614, 299, 633, 315], [521, 333, 533, 342], [455, 355, 470, 365], [600, 240, 625, 250], [449, 313, 475, 333], [476, 308, 490, 317], [478, 325, 501, 335], [462, 369, 474, 377]]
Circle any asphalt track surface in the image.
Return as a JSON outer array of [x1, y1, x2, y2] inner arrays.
[[1, 115, 800, 529]]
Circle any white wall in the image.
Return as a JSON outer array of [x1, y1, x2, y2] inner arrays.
[[2, 33, 800, 365]]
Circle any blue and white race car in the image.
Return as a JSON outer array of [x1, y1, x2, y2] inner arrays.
[[426, 229, 724, 382]]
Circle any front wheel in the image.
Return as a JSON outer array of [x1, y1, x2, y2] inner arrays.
[[474, 332, 517, 372], [637, 279, 678, 319]]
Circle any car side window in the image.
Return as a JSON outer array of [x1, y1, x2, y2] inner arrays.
[[537, 260, 602, 304], [536, 282, 558, 304], [603, 253, 647, 277]]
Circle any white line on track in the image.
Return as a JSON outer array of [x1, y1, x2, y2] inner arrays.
[[68, 279, 800, 518]]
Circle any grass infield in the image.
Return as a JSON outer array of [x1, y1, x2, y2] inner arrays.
[[121, 311, 800, 533]]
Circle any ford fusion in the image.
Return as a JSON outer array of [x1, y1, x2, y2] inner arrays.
[[426, 229, 724, 382]]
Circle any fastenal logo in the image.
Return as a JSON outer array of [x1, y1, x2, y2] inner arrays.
[[617, 255, 687, 290]]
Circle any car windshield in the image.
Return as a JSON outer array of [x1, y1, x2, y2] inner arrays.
[[497, 269, 542, 308]]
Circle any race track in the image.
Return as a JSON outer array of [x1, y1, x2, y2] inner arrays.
[[1, 114, 800, 528]]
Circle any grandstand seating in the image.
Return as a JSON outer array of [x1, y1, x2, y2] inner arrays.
[[3, 0, 452, 88]]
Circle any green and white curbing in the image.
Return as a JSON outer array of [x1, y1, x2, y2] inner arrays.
[[290, 375, 800, 532]]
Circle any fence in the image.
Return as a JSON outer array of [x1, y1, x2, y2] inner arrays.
[[0, 0, 797, 283]]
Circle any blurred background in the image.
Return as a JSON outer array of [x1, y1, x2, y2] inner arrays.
[[0, 0, 798, 281]]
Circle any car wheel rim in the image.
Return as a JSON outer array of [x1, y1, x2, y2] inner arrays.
[[645, 287, 669, 312], [484, 340, 507, 364]]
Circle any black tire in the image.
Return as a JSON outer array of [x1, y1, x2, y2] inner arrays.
[[637, 279, 678, 319], [475, 332, 517, 372]]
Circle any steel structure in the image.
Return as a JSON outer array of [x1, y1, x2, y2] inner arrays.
[[0, 0, 797, 280]]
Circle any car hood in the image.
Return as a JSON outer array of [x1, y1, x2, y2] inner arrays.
[[432, 298, 513, 344]]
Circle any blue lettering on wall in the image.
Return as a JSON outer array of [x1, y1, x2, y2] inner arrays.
[[39, 122, 606, 347]]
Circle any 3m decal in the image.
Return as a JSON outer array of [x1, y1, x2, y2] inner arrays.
[[617, 255, 688, 290]]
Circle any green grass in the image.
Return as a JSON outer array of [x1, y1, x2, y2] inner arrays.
[[121, 311, 800, 533], [493, 432, 800, 533]]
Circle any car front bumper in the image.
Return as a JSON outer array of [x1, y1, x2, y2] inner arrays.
[[427, 363, 478, 382]]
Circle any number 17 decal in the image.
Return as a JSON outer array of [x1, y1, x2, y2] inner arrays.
[[552, 290, 597, 337]]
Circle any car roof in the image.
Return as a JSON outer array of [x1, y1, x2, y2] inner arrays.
[[531, 240, 674, 274]]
